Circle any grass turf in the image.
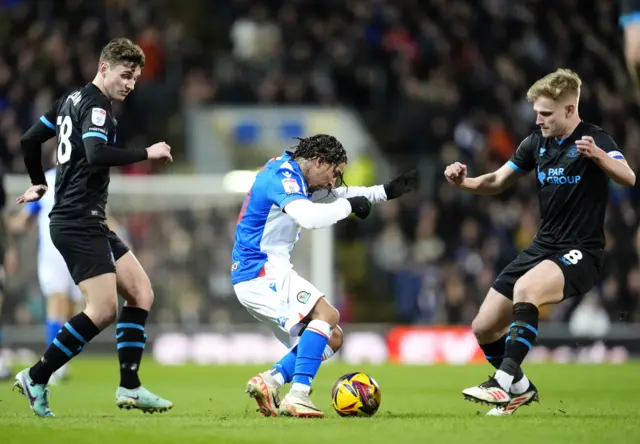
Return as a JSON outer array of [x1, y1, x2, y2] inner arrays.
[[1, 358, 638, 444]]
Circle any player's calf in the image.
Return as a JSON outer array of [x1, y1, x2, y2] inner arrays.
[[467, 288, 527, 397], [81, 273, 120, 327], [277, 298, 338, 418], [250, 324, 343, 417], [14, 274, 114, 416], [291, 298, 338, 391], [112, 251, 172, 412], [490, 261, 560, 392], [115, 252, 155, 390], [115, 251, 155, 310], [270, 325, 342, 386], [45, 293, 74, 383], [327, 324, 343, 357]]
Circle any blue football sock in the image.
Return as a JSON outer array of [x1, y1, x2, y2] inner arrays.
[[292, 320, 331, 388], [272, 345, 297, 384], [46, 319, 63, 346]]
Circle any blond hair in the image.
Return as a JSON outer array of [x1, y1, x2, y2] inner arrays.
[[526, 69, 582, 102]]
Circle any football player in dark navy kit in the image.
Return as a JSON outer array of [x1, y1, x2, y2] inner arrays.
[[13, 38, 173, 417], [444, 69, 636, 416]]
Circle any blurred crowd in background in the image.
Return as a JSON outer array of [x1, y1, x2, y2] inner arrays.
[[1, 0, 639, 330]]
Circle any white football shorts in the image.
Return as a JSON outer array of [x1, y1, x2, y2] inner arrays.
[[38, 248, 83, 302], [233, 268, 325, 347]]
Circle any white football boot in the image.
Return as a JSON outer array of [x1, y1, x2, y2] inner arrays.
[[278, 389, 324, 418], [486, 381, 539, 416], [245, 372, 281, 417], [462, 376, 511, 406]]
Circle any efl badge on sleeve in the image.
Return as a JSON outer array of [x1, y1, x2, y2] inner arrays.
[[607, 150, 625, 160], [91, 108, 107, 126], [282, 178, 301, 195]]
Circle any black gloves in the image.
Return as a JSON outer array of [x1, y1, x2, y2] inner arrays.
[[347, 196, 372, 219], [384, 169, 419, 200], [344, 169, 418, 220]]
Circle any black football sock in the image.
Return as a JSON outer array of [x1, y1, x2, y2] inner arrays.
[[479, 334, 524, 382], [29, 312, 100, 384], [117, 306, 148, 389], [494, 303, 538, 390], [502, 303, 539, 367]]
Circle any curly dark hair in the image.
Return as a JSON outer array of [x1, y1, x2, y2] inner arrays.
[[291, 134, 348, 166], [291, 134, 348, 192]]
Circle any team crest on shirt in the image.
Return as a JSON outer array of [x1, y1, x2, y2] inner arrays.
[[567, 145, 580, 158], [282, 178, 300, 194], [297, 291, 311, 304], [91, 107, 106, 126]]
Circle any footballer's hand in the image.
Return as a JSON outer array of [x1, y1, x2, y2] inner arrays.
[[444, 162, 467, 186], [16, 184, 47, 204], [146, 142, 173, 163], [384, 169, 419, 200], [575, 136, 604, 159], [347, 196, 372, 220]]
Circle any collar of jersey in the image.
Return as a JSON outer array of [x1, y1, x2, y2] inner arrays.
[[553, 121, 584, 147], [87, 82, 110, 102], [281, 151, 310, 194]]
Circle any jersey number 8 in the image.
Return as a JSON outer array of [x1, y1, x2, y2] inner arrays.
[[563, 249, 583, 265], [57, 115, 72, 164]]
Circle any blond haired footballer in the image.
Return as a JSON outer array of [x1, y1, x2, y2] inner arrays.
[[444, 69, 635, 416]]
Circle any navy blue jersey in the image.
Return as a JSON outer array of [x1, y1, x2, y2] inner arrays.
[[507, 122, 623, 251], [40, 84, 117, 223]]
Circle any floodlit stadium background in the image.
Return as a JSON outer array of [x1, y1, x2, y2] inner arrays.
[[1, 0, 639, 367]]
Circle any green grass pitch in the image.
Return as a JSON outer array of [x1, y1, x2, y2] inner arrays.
[[1, 358, 638, 444]]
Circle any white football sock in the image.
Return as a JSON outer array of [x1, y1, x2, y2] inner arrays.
[[510, 374, 530, 394], [322, 344, 335, 361], [291, 382, 311, 395], [494, 370, 514, 392], [271, 371, 285, 386]]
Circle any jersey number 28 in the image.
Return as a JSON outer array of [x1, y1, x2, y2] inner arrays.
[[56, 115, 72, 164]]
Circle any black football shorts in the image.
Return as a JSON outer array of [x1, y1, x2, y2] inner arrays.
[[492, 242, 603, 300], [50, 222, 130, 284]]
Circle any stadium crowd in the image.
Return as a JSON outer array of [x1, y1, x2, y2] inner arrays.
[[1, 0, 639, 329]]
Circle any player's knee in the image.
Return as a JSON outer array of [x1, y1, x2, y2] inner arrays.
[[85, 295, 119, 327], [471, 316, 501, 343], [329, 325, 344, 352], [311, 297, 340, 327], [123, 277, 154, 309], [512, 279, 538, 305], [134, 284, 154, 309]]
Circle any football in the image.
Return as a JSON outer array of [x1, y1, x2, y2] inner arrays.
[[331, 372, 382, 417]]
